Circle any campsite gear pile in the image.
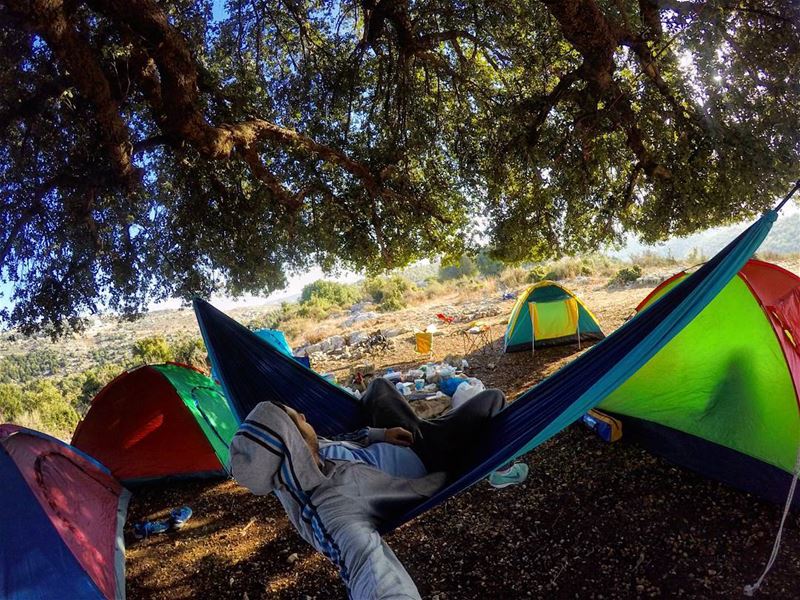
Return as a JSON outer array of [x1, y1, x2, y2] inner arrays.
[[372, 362, 485, 409]]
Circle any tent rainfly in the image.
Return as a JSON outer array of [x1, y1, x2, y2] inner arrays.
[[1, 424, 129, 599]]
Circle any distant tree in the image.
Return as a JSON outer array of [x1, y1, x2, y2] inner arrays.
[[131, 335, 174, 364], [1, 0, 798, 334], [22, 380, 79, 433], [300, 280, 364, 307], [365, 275, 414, 312], [75, 363, 126, 411], [476, 250, 504, 277], [0, 350, 66, 383], [439, 255, 478, 280]]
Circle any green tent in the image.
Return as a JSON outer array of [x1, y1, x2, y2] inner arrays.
[[600, 259, 800, 504], [504, 281, 604, 352]]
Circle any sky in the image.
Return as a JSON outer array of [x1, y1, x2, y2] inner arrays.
[[212, 0, 227, 23], [148, 266, 362, 311]]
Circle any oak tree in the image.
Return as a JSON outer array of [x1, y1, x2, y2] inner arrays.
[[1, 0, 798, 333]]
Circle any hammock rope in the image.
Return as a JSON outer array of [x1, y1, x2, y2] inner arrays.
[[743, 443, 800, 596]]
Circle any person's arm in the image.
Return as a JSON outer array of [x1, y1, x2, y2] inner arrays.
[[334, 519, 422, 600], [329, 427, 384, 446], [330, 427, 413, 446]]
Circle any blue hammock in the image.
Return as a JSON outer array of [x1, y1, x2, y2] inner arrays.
[[195, 210, 777, 532]]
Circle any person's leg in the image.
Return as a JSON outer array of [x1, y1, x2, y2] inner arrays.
[[359, 378, 422, 438], [434, 388, 506, 425], [413, 389, 506, 473]]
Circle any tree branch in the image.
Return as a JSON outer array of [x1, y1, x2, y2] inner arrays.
[[540, 0, 671, 178], [5, 0, 139, 187], [0, 78, 69, 132], [241, 147, 303, 210], [88, 0, 391, 202], [654, 0, 796, 25]]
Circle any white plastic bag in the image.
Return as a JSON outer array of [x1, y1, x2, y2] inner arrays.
[[451, 378, 485, 409], [439, 364, 456, 379]]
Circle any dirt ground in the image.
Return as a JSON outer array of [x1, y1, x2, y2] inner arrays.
[[126, 274, 800, 599]]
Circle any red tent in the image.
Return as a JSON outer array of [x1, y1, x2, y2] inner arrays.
[[72, 363, 237, 484]]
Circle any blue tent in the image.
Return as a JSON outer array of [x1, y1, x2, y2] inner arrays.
[[1, 425, 129, 599], [254, 329, 293, 356], [211, 328, 310, 384]]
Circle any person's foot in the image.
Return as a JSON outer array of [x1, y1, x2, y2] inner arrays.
[[488, 462, 529, 489]]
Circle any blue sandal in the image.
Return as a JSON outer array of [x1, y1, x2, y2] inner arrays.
[[133, 518, 171, 539], [169, 506, 193, 530]]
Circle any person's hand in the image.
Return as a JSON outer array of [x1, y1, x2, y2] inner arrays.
[[385, 427, 414, 447]]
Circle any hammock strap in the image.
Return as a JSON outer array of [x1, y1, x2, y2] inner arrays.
[[743, 442, 800, 596]]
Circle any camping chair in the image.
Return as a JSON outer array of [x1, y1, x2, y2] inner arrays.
[[460, 320, 494, 355], [414, 331, 434, 358], [528, 298, 580, 356]]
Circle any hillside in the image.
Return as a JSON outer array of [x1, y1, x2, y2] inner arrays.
[[0, 302, 284, 371], [616, 211, 800, 259]]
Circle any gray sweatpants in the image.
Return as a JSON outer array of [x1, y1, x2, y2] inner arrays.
[[360, 378, 506, 473]]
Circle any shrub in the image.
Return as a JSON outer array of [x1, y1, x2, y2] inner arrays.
[[581, 253, 622, 277], [170, 336, 206, 367], [609, 264, 643, 286], [21, 380, 79, 434], [527, 265, 549, 283], [365, 275, 415, 312], [422, 279, 445, 299], [500, 266, 528, 288], [686, 247, 708, 265], [246, 308, 283, 331], [40, 397, 79, 434], [131, 335, 174, 364], [630, 251, 678, 270], [543, 256, 599, 280], [296, 296, 336, 320], [0, 383, 24, 421], [300, 280, 363, 307]]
